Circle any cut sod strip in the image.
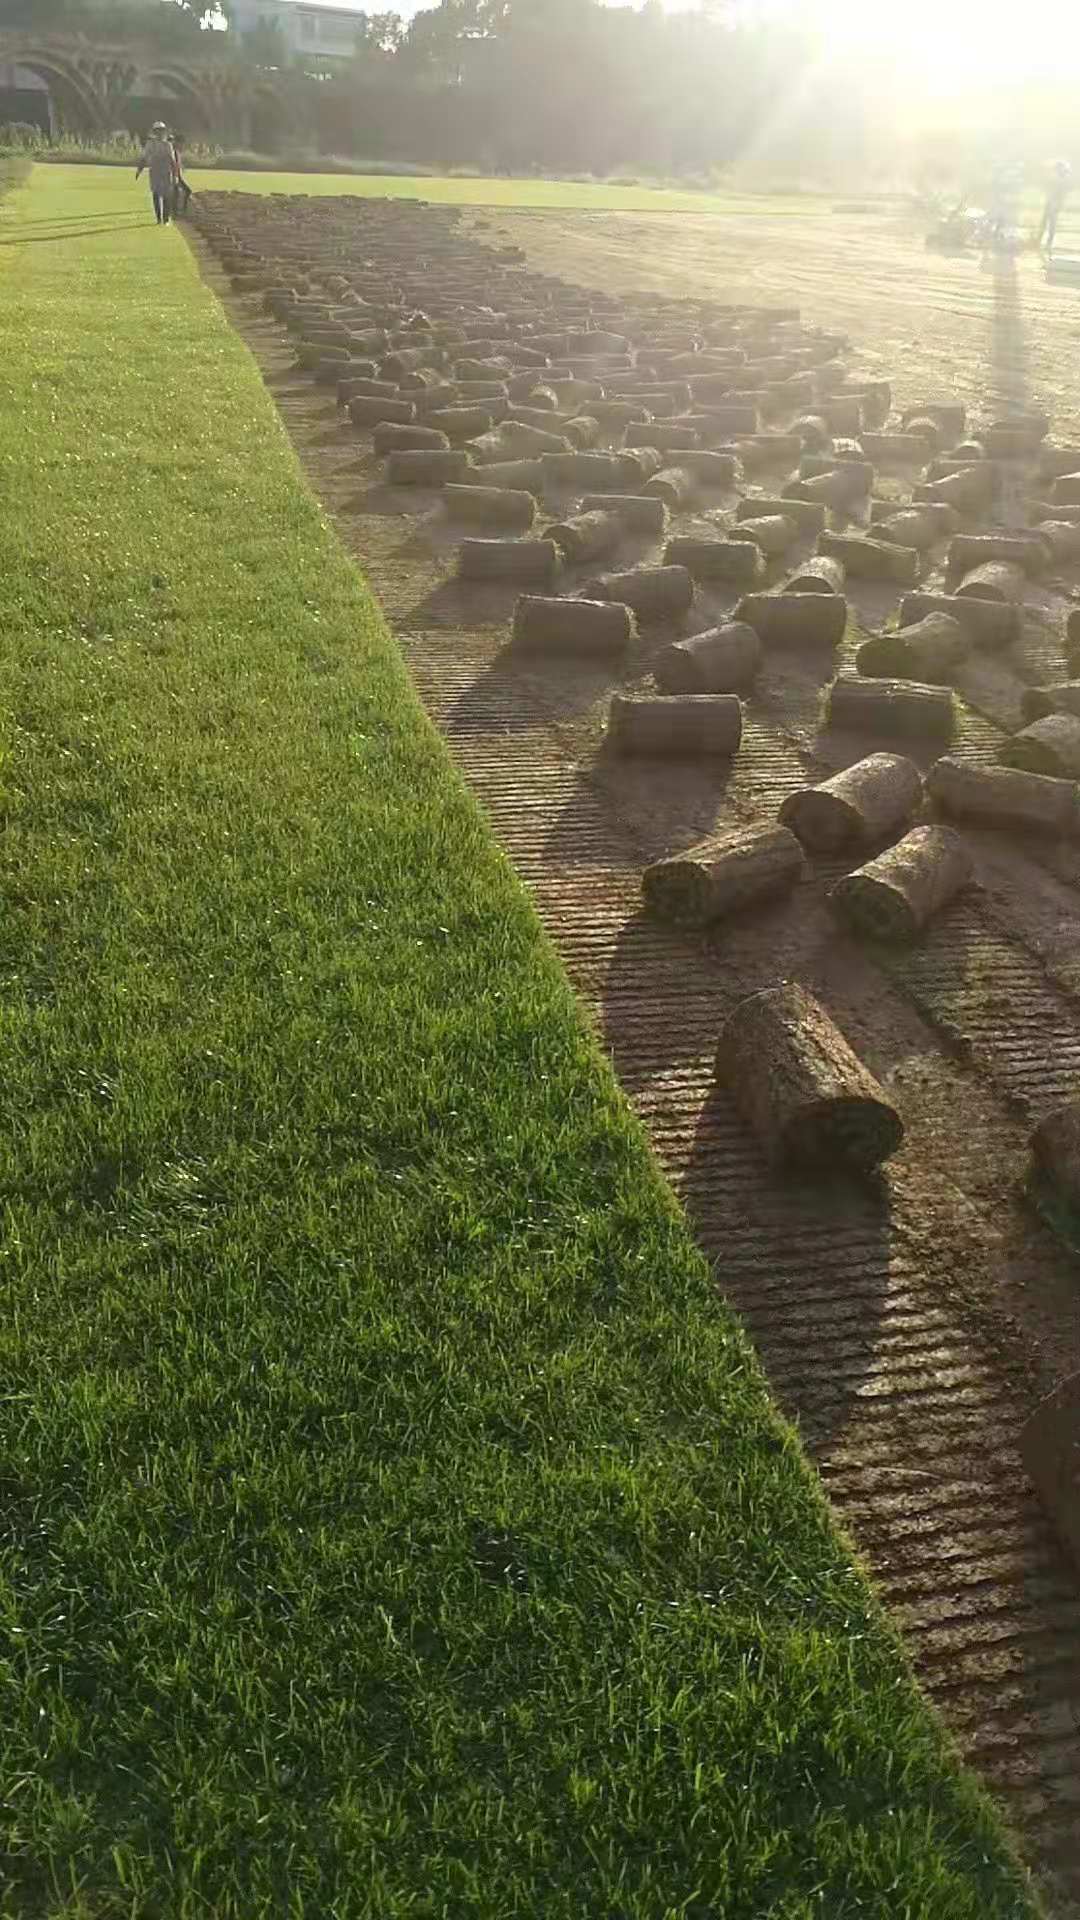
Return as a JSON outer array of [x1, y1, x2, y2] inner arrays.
[[0, 167, 1035, 1917]]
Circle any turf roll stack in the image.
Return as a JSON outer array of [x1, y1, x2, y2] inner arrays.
[[855, 614, 969, 685], [928, 757, 1078, 835], [653, 622, 762, 694], [586, 566, 694, 620], [716, 982, 904, 1173], [734, 592, 847, 648], [444, 485, 536, 531], [386, 450, 471, 487], [608, 693, 743, 758], [827, 677, 955, 740], [780, 754, 923, 854], [511, 595, 634, 656], [642, 823, 804, 928], [458, 538, 560, 585], [829, 826, 973, 941]]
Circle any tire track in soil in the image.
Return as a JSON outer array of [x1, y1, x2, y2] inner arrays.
[[200, 246, 1080, 1911]]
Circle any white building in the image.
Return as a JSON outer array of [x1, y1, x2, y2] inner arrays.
[[229, 0, 367, 67]]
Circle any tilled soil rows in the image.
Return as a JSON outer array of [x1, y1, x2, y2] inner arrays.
[[191, 191, 1080, 1909]]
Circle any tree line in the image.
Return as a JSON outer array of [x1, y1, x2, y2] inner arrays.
[[0, 0, 882, 182]]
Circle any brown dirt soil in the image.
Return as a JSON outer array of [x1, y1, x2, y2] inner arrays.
[[190, 207, 1080, 1913], [479, 205, 1080, 439]]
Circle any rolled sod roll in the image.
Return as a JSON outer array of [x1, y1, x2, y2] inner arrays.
[[984, 423, 1046, 460], [855, 614, 969, 685], [1069, 607, 1080, 651], [875, 508, 957, 552], [798, 449, 871, 478], [643, 823, 803, 928], [860, 432, 938, 463], [1034, 520, 1080, 563], [501, 423, 574, 457], [915, 466, 996, 513], [589, 400, 652, 429], [541, 452, 627, 491], [508, 405, 574, 433], [679, 450, 743, 487], [738, 434, 803, 466], [792, 413, 832, 452], [412, 385, 466, 415], [902, 401, 965, 440], [372, 423, 453, 457], [338, 375, 394, 405], [461, 457, 544, 491], [734, 592, 847, 648], [956, 561, 1026, 604], [1032, 1107, 1080, 1215], [827, 677, 955, 740], [400, 366, 452, 393], [902, 415, 945, 452], [617, 448, 665, 486], [386, 449, 471, 487], [736, 496, 826, 536], [737, 514, 799, 556], [423, 407, 494, 443], [565, 416, 602, 450], [642, 467, 699, 509], [785, 470, 867, 511], [511, 595, 633, 656], [1038, 445, 1080, 479], [830, 825, 972, 942], [580, 493, 668, 536], [653, 622, 762, 694], [716, 982, 904, 1172], [608, 692, 743, 758], [443, 485, 536, 532], [817, 533, 920, 586], [663, 537, 763, 585], [783, 555, 845, 595], [1000, 714, 1080, 779], [780, 753, 923, 854], [457, 538, 560, 585], [948, 532, 1050, 575], [1021, 682, 1080, 722], [349, 395, 416, 428], [925, 452, 985, 481], [898, 590, 1019, 648], [625, 422, 699, 451], [822, 397, 864, 436], [928, 756, 1077, 834], [545, 510, 622, 564], [586, 565, 694, 620], [1019, 1373, 1080, 1575]]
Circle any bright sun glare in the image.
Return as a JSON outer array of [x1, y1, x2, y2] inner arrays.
[[815, 0, 1080, 83]]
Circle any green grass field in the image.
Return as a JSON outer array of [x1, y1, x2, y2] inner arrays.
[[0, 162, 1038, 1918]]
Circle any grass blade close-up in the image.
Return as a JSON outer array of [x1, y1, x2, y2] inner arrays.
[[0, 164, 1040, 1918]]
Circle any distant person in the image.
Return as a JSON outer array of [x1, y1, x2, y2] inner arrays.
[[136, 122, 178, 226], [171, 134, 193, 218], [988, 161, 1021, 246], [1038, 160, 1072, 254]]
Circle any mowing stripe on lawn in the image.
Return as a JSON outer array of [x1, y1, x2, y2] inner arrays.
[[0, 164, 1036, 1918]]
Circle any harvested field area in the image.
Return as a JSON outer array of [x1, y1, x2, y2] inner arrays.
[[483, 205, 1080, 443], [195, 187, 1080, 1910]]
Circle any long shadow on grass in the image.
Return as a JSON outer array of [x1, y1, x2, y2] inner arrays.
[[0, 221, 155, 246], [685, 1081, 895, 1454]]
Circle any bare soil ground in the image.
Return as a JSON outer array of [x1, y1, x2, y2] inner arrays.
[[193, 205, 1080, 1912], [482, 204, 1080, 440]]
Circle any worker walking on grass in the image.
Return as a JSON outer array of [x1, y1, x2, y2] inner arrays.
[[1038, 160, 1072, 255], [136, 121, 178, 226]]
